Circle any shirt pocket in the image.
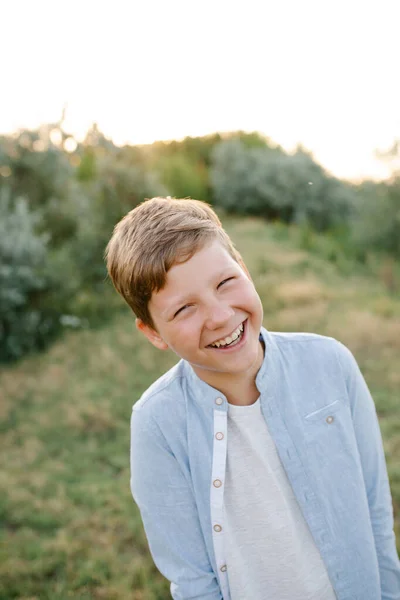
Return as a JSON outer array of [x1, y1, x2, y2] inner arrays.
[[303, 399, 359, 471], [304, 399, 343, 423]]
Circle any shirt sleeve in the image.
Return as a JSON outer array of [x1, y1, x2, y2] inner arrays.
[[130, 405, 223, 600], [336, 341, 400, 599]]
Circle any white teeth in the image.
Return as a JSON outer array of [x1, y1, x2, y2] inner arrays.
[[210, 322, 245, 348]]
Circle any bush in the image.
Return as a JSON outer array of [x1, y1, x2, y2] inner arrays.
[[2, 121, 399, 363], [72, 156, 169, 286], [210, 140, 355, 231], [0, 126, 82, 248], [0, 123, 171, 362], [351, 177, 400, 260], [0, 190, 61, 361], [154, 152, 208, 201]]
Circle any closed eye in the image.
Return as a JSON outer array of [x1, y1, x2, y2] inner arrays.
[[173, 278, 235, 317], [218, 277, 235, 289], [173, 304, 190, 318]]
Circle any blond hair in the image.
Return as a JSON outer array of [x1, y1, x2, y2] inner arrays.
[[105, 197, 240, 328]]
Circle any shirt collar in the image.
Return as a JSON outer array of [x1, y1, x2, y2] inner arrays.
[[183, 326, 278, 412]]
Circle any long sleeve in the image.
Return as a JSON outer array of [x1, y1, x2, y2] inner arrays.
[[130, 406, 223, 600], [336, 341, 400, 599]]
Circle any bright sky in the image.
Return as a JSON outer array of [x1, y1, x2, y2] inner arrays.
[[2, 0, 399, 181]]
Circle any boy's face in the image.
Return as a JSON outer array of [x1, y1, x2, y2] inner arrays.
[[136, 239, 264, 386]]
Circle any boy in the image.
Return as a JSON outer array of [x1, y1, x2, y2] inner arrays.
[[105, 197, 400, 600]]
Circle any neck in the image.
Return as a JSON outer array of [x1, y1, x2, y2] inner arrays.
[[194, 340, 265, 407], [219, 377, 260, 406]]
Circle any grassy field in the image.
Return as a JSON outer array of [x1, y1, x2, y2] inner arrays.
[[1, 216, 399, 599]]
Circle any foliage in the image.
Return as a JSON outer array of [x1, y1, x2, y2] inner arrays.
[[210, 140, 355, 231], [0, 189, 61, 362], [0, 126, 73, 206], [350, 177, 400, 260], [73, 155, 169, 286], [0, 123, 168, 362], [143, 131, 280, 202], [153, 152, 208, 201], [1, 120, 400, 363], [0, 126, 79, 246], [147, 130, 274, 167]]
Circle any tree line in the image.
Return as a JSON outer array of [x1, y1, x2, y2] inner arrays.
[[1, 122, 399, 362]]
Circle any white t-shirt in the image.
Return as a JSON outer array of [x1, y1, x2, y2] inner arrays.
[[223, 397, 337, 600]]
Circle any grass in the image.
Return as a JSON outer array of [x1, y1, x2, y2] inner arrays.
[[1, 215, 399, 599]]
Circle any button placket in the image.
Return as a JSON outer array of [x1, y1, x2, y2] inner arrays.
[[210, 407, 228, 596]]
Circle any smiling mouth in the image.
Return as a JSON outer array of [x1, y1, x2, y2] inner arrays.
[[207, 319, 247, 349]]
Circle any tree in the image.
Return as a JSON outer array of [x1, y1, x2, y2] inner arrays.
[[210, 140, 354, 230]]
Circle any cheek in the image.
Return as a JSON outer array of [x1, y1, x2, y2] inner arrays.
[[235, 282, 261, 307], [240, 287, 263, 321], [167, 319, 202, 349]]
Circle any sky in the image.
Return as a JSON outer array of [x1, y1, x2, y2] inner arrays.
[[1, 0, 400, 181]]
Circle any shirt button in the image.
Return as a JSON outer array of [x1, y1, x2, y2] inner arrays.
[[326, 415, 334, 424], [213, 524, 222, 532], [215, 397, 223, 405], [220, 565, 227, 572], [215, 432, 224, 440], [213, 479, 222, 488]]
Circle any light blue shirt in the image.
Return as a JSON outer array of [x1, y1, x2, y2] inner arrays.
[[130, 327, 400, 599]]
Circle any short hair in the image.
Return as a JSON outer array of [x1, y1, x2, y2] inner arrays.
[[105, 197, 241, 328]]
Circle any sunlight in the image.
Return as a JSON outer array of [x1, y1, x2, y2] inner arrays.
[[1, 0, 399, 181]]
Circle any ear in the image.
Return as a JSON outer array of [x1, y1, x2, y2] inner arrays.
[[135, 318, 169, 350]]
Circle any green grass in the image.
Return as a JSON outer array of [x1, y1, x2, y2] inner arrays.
[[1, 216, 399, 599]]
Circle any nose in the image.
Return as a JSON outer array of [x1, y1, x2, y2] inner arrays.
[[204, 301, 235, 330]]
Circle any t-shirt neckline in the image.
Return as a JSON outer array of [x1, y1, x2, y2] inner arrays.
[[228, 396, 261, 416]]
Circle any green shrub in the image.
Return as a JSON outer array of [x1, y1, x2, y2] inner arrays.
[[73, 156, 169, 287], [0, 126, 82, 248], [2, 122, 399, 363], [351, 177, 400, 259], [0, 189, 61, 361], [210, 140, 355, 231], [154, 152, 208, 201]]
